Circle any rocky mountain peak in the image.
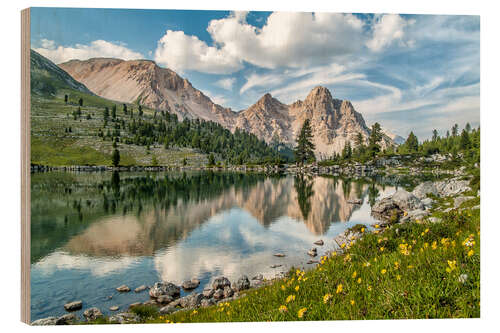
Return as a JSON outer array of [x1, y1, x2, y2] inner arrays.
[[305, 86, 333, 104]]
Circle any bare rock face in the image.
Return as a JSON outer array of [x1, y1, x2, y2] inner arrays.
[[59, 58, 395, 157]]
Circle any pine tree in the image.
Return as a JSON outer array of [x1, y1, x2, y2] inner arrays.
[[112, 149, 120, 167], [104, 107, 109, 121], [432, 129, 438, 141], [78, 98, 83, 106], [294, 119, 316, 165], [368, 122, 382, 157], [452, 124, 459, 137], [460, 129, 470, 149], [64, 95, 68, 104], [405, 131, 419, 152]]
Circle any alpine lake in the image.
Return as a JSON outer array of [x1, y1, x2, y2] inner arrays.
[[30, 170, 409, 321]]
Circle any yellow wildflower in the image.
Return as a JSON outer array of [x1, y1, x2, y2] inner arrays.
[[468, 249, 474, 257], [446, 260, 457, 273], [352, 271, 357, 279], [396, 274, 401, 281], [191, 310, 198, 315], [361, 227, 365, 233], [394, 261, 400, 269], [336, 284, 343, 294], [279, 305, 288, 313], [357, 277, 362, 284], [323, 293, 333, 304], [380, 246, 385, 252], [431, 241, 437, 250], [295, 285, 300, 292], [341, 243, 346, 249], [297, 307, 307, 318], [381, 269, 387, 275], [281, 285, 286, 291], [350, 299, 355, 306], [367, 285, 372, 291], [285, 295, 296, 303], [375, 224, 380, 228]]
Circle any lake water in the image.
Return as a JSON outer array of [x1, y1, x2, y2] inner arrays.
[[30, 171, 397, 321]]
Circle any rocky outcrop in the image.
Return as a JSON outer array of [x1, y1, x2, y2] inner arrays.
[[372, 190, 424, 223], [63, 300, 82, 311], [149, 282, 181, 299], [412, 178, 471, 199], [83, 307, 103, 321]]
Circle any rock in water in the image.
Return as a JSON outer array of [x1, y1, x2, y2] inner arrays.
[[116, 285, 131, 292], [274, 253, 286, 257], [83, 307, 103, 321], [134, 285, 147, 293], [109, 306, 119, 311], [149, 282, 181, 299], [314, 240, 324, 246], [63, 300, 83, 311], [235, 275, 250, 291], [56, 313, 77, 325], [182, 278, 200, 290], [308, 247, 318, 257], [212, 276, 231, 290]]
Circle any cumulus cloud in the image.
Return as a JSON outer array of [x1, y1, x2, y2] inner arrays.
[[366, 14, 415, 52], [154, 30, 242, 74], [33, 39, 144, 64], [154, 11, 370, 74], [215, 77, 236, 91]]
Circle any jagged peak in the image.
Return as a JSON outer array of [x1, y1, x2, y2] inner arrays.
[[305, 85, 333, 103]]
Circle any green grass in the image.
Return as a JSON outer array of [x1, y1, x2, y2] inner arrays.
[[30, 93, 206, 167], [144, 205, 479, 323]]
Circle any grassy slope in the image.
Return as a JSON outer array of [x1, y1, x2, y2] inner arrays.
[[112, 196, 479, 323], [31, 90, 206, 167]]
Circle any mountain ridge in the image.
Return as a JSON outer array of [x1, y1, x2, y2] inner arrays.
[[59, 56, 395, 157]]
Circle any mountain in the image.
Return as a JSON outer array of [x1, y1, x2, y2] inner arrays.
[[30, 49, 92, 96], [382, 129, 406, 145], [59, 58, 236, 126], [59, 57, 394, 157]]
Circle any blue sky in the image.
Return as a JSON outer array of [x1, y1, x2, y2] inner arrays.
[[31, 7, 480, 139]]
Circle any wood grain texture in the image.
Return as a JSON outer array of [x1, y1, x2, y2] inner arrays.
[[21, 7, 31, 325]]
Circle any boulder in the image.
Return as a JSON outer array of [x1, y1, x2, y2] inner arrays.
[[149, 282, 181, 299], [308, 248, 318, 257], [56, 313, 77, 325], [109, 306, 119, 311], [182, 278, 200, 290], [179, 293, 204, 308], [157, 294, 174, 304], [412, 181, 439, 200], [436, 179, 471, 197], [159, 305, 178, 315], [31, 317, 58, 326], [313, 240, 324, 246], [392, 190, 425, 211], [116, 285, 131, 292], [83, 307, 103, 321], [201, 298, 215, 308], [134, 285, 148, 293], [64, 300, 83, 311], [202, 288, 215, 298], [235, 275, 250, 291], [212, 276, 231, 290], [421, 197, 434, 209], [109, 312, 140, 324], [400, 209, 430, 223], [213, 289, 224, 300], [223, 286, 234, 298]]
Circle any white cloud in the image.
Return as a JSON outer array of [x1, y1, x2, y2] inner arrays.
[[33, 39, 144, 64], [154, 30, 242, 74], [366, 14, 415, 52], [215, 77, 236, 91]]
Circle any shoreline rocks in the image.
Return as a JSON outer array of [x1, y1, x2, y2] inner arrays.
[[63, 300, 83, 312], [116, 285, 131, 292]]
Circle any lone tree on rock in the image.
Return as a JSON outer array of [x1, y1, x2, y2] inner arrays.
[[294, 119, 316, 165], [112, 149, 120, 167]]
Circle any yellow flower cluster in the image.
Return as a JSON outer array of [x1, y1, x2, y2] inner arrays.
[[462, 234, 476, 248], [323, 293, 333, 304], [446, 260, 457, 273], [279, 305, 288, 313], [286, 294, 296, 303], [297, 307, 307, 318], [336, 284, 343, 294], [399, 243, 411, 256]]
